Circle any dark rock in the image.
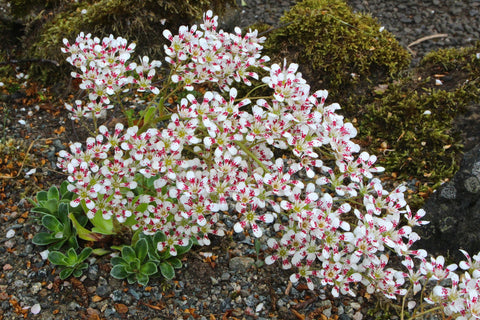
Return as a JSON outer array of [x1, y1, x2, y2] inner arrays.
[[96, 285, 109, 297], [417, 144, 480, 261]]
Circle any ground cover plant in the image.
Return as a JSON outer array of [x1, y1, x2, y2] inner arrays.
[[22, 7, 480, 320]]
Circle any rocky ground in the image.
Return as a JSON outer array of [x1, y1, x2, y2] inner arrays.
[[0, 0, 480, 319]]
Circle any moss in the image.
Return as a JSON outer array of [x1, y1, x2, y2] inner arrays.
[[420, 43, 480, 74], [262, 0, 411, 103], [349, 44, 480, 208]]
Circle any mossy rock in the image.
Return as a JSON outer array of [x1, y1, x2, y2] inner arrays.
[[350, 43, 480, 208], [262, 0, 411, 103], [14, 0, 235, 88]]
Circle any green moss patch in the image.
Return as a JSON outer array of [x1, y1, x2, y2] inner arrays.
[[263, 0, 411, 102]]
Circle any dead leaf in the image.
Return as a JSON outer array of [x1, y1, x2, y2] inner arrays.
[[114, 303, 128, 314]]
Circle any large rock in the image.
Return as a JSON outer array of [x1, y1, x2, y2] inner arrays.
[[416, 144, 480, 261]]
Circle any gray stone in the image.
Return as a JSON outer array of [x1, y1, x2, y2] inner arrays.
[[417, 144, 480, 260], [96, 285, 110, 297], [440, 183, 456, 199], [228, 256, 254, 272]]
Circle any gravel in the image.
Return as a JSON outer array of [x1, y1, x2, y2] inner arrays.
[[1, 0, 480, 319]]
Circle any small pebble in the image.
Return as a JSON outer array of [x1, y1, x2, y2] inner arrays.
[[5, 229, 15, 238]]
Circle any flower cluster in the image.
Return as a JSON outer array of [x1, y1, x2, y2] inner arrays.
[[62, 33, 160, 119], [163, 10, 270, 91], [55, 10, 480, 318]]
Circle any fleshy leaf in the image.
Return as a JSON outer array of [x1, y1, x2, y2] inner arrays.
[[160, 262, 175, 280], [134, 238, 148, 262], [69, 212, 103, 241], [32, 232, 57, 246], [48, 251, 68, 266], [122, 246, 137, 262], [136, 272, 150, 286], [77, 247, 93, 262], [168, 257, 182, 269], [36, 191, 48, 203], [140, 261, 158, 276], [110, 265, 129, 279], [42, 215, 62, 232], [59, 268, 74, 280], [47, 186, 60, 202]]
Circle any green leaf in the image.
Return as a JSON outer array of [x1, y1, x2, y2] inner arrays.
[[77, 262, 89, 271], [153, 231, 166, 243], [90, 201, 114, 235], [48, 251, 68, 266], [57, 203, 70, 225], [65, 247, 78, 265], [127, 274, 137, 284], [91, 226, 115, 235], [36, 190, 48, 203], [50, 239, 67, 251], [27, 197, 37, 207], [48, 186, 60, 202], [110, 245, 125, 252], [131, 229, 143, 246], [110, 265, 129, 279], [121, 246, 137, 262], [135, 203, 148, 214], [59, 180, 69, 196], [92, 248, 110, 256], [142, 105, 157, 127], [140, 262, 158, 276], [59, 268, 74, 280], [136, 272, 150, 286], [175, 240, 192, 256], [42, 215, 62, 232], [69, 212, 103, 241], [110, 256, 126, 266], [45, 199, 59, 215], [30, 207, 53, 215], [72, 269, 83, 278], [77, 247, 93, 262], [159, 262, 175, 280], [129, 258, 141, 271], [67, 236, 79, 250], [32, 232, 57, 246], [168, 257, 182, 269], [134, 238, 148, 262]]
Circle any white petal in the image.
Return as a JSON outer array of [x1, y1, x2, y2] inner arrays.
[[233, 222, 244, 233]]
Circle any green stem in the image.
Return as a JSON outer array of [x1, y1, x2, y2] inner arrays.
[[244, 83, 269, 99], [92, 111, 98, 135], [240, 95, 272, 101], [408, 306, 443, 320], [233, 140, 270, 173], [400, 286, 410, 320]]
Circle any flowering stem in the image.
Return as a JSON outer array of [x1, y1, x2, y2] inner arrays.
[[233, 140, 270, 173], [243, 83, 269, 99], [400, 286, 409, 320], [91, 110, 98, 135], [242, 96, 272, 101], [408, 306, 443, 319]]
